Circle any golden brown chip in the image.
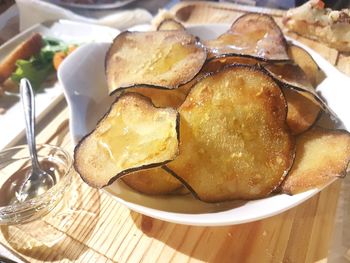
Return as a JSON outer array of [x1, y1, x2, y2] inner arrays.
[[199, 59, 321, 135], [288, 45, 326, 87], [106, 30, 206, 94], [283, 88, 321, 135], [176, 55, 264, 98], [74, 93, 179, 188], [205, 13, 289, 60], [125, 85, 187, 108], [157, 19, 185, 31], [282, 127, 350, 194], [199, 58, 321, 135], [167, 65, 295, 202], [263, 62, 329, 114], [264, 63, 314, 91], [122, 167, 182, 195], [204, 55, 263, 72], [264, 62, 332, 128]]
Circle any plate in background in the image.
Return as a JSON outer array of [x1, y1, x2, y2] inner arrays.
[[44, 0, 138, 10], [0, 19, 119, 150]]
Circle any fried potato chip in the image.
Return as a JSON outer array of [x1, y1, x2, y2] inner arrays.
[[282, 127, 350, 194], [265, 63, 313, 91], [283, 88, 321, 135], [205, 13, 289, 60], [106, 31, 206, 94], [157, 18, 185, 31], [122, 167, 182, 195], [124, 85, 187, 108], [167, 65, 295, 202], [264, 62, 334, 115], [191, 56, 322, 135], [288, 45, 326, 87], [264, 63, 323, 133], [204, 55, 263, 72], [74, 93, 179, 188], [190, 55, 321, 136], [176, 55, 265, 99]]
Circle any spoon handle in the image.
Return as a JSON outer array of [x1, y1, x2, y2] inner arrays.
[[20, 78, 40, 169]]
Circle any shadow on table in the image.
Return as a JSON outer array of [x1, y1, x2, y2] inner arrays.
[[0, 175, 101, 262], [129, 186, 335, 263], [130, 212, 264, 262]]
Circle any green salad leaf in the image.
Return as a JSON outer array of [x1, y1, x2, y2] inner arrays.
[[11, 37, 69, 90], [11, 59, 53, 90]]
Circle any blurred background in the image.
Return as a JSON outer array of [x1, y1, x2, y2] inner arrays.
[[1, 0, 350, 17], [221, 0, 350, 9]]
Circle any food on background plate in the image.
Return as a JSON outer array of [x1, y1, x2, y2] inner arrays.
[[10, 37, 76, 90], [74, 93, 179, 188], [166, 65, 295, 202], [105, 30, 206, 94], [282, 127, 350, 194], [205, 13, 289, 60], [53, 45, 77, 71], [73, 12, 350, 202], [0, 33, 76, 96], [283, 0, 350, 52], [0, 33, 42, 84]]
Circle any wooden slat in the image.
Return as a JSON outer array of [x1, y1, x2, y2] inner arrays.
[[0, 2, 349, 262]]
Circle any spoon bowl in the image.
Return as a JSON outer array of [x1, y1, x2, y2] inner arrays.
[[16, 167, 55, 202], [17, 78, 56, 202]]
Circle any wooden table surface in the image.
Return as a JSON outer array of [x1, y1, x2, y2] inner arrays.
[[0, 2, 349, 262]]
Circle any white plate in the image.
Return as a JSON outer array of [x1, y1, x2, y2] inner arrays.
[[0, 20, 119, 150], [45, 0, 139, 10], [58, 24, 342, 226]]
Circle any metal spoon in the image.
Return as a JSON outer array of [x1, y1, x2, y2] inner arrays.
[[16, 78, 55, 202]]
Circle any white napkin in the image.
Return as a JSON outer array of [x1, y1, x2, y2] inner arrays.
[[16, 0, 153, 31]]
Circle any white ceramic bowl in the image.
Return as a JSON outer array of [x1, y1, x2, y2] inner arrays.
[[58, 24, 342, 226]]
